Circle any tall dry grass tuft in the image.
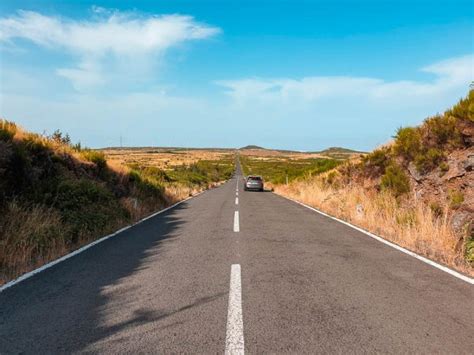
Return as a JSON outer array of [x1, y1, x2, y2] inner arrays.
[[0, 201, 68, 284], [275, 178, 472, 276]]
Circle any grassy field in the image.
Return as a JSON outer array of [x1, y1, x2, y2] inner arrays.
[[102, 147, 235, 188], [102, 147, 233, 170], [239, 155, 341, 185]]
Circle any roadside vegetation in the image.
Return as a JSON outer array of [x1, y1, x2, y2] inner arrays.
[[275, 89, 474, 275], [0, 121, 234, 284], [240, 156, 341, 185]]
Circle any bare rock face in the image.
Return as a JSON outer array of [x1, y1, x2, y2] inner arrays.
[[443, 158, 467, 181], [456, 119, 474, 146], [452, 209, 473, 236], [464, 154, 474, 172], [408, 162, 424, 182]]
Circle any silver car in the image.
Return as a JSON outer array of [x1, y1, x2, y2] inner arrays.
[[244, 175, 264, 191]]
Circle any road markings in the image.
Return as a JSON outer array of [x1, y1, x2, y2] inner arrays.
[[225, 264, 244, 355], [234, 211, 240, 232], [235, 197, 239, 205], [279, 195, 474, 285], [236, 191, 238, 196]]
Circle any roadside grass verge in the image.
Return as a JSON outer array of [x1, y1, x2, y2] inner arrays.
[[275, 180, 472, 276]]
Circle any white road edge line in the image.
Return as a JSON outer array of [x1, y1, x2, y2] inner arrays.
[[0, 190, 206, 293], [235, 197, 239, 205], [234, 211, 240, 232], [278, 194, 474, 285], [225, 264, 245, 355]]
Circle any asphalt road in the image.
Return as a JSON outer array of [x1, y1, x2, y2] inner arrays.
[[1, 164, 473, 354]]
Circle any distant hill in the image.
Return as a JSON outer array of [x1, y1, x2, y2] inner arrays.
[[318, 146, 366, 154], [240, 145, 265, 150]]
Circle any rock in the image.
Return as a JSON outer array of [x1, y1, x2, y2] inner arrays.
[[463, 154, 474, 171], [356, 204, 364, 218], [456, 119, 474, 146], [451, 210, 472, 235], [408, 162, 424, 182], [415, 189, 423, 200], [443, 159, 466, 181]]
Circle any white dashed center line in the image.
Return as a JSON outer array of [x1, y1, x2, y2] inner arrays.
[[235, 197, 239, 205], [225, 264, 244, 354], [233, 211, 240, 232]]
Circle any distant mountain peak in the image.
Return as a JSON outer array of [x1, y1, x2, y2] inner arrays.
[[240, 145, 265, 150]]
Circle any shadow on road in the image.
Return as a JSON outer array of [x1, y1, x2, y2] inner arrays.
[[0, 201, 221, 353]]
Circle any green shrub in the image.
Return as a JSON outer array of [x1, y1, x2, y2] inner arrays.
[[448, 190, 464, 209], [380, 164, 410, 196], [240, 156, 340, 184], [466, 237, 474, 264], [448, 89, 474, 122], [53, 179, 127, 243], [393, 127, 422, 160], [362, 147, 391, 170], [414, 148, 445, 173], [72, 142, 82, 152], [50, 129, 71, 145], [423, 115, 462, 148], [81, 150, 107, 170], [439, 162, 449, 174]]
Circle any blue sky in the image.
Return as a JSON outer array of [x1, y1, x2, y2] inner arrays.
[[0, 0, 473, 150]]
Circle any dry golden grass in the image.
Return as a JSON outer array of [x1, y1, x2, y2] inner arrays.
[[102, 148, 233, 170], [239, 149, 326, 160], [275, 177, 473, 276], [0, 201, 68, 284]]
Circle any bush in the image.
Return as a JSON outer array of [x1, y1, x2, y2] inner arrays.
[[393, 127, 422, 160], [423, 115, 462, 148], [439, 162, 449, 174], [362, 147, 391, 170], [50, 129, 71, 145], [53, 179, 127, 243], [448, 190, 464, 209], [81, 150, 107, 170], [380, 164, 410, 196], [466, 237, 474, 264], [414, 148, 445, 173], [448, 89, 474, 122]]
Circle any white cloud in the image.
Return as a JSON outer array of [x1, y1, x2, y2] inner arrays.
[[217, 54, 473, 104], [0, 9, 220, 90]]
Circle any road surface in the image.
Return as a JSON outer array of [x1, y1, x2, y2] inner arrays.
[[1, 164, 473, 353]]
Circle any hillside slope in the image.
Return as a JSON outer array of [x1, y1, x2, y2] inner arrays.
[[276, 89, 474, 274]]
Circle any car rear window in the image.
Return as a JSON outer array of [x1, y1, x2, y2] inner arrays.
[[249, 176, 262, 181]]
